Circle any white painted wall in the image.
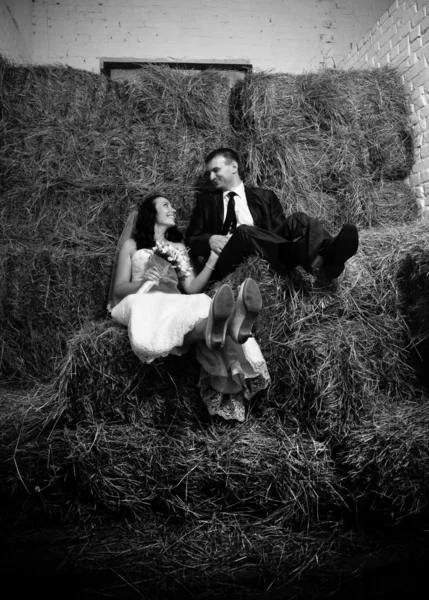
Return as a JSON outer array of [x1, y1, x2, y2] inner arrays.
[[30, 0, 394, 73], [0, 0, 32, 62]]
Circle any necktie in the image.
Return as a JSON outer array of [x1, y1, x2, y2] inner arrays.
[[221, 192, 237, 235]]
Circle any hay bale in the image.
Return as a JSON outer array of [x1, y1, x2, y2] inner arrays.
[[336, 401, 429, 522], [0, 181, 418, 384], [48, 220, 429, 438], [1, 58, 418, 384], [46, 319, 342, 524], [126, 65, 231, 131], [65, 515, 357, 598], [64, 416, 342, 522], [1, 62, 234, 246], [0, 386, 350, 596], [51, 320, 201, 424], [0, 123, 224, 241], [277, 179, 417, 232], [1, 60, 414, 252], [235, 67, 414, 227], [329, 180, 418, 230], [0, 59, 124, 128], [0, 186, 137, 246], [298, 68, 413, 181], [216, 220, 429, 438], [3, 386, 424, 595], [0, 242, 112, 381], [268, 316, 408, 435], [0, 385, 70, 500], [37, 220, 429, 524], [396, 246, 429, 386]]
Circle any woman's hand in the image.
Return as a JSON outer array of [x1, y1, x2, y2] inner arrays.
[[143, 266, 162, 284]]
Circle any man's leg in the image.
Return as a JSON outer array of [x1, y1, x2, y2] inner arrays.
[[274, 212, 331, 272], [213, 215, 358, 280], [313, 224, 359, 278], [275, 212, 358, 277], [213, 225, 288, 280]]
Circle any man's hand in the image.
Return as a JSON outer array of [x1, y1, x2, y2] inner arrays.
[[209, 235, 230, 255]]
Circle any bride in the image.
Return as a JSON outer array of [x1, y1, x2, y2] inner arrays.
[[110, 193, 270, 421]]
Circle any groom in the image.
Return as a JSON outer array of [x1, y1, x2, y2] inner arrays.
[[185, 148, 359, 281]]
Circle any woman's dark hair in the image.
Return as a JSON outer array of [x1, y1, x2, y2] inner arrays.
[[133, 193, 183, 250]]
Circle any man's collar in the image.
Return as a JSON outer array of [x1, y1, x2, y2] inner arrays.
[[223, 181, 245, 199]]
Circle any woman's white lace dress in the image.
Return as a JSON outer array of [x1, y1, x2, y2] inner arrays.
[[111, 249, 270, 420]]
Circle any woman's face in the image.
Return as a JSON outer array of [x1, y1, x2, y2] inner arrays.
[[154, 196, 176, 228]]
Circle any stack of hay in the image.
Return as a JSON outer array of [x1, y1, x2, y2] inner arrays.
[[50, 220, 429, 512], [0, 59, 234, 381], [2, 55, 429, 596], [233, 68, 416, 229], [0, 59, 417, 382]]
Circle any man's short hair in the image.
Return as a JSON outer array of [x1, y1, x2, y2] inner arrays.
[[205, 148, 240, 167]]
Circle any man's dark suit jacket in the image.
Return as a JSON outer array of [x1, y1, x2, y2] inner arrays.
[[185, 187, 285, 259]]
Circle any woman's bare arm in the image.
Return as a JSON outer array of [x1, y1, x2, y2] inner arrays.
[[177, 244, 219, 294], [112, 239, 145, 302]]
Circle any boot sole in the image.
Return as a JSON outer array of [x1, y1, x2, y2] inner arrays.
[[235, 278, 263, 344], [206, 284, 234, 350]]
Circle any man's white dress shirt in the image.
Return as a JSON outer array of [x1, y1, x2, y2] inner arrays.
[[222, 182, 254, 228]]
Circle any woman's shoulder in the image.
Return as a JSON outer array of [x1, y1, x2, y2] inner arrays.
[[121, 238, 137, 254]]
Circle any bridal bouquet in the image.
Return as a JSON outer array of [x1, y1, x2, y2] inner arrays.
[[151, 241, 192, 278], [138, 241, 192, 295]]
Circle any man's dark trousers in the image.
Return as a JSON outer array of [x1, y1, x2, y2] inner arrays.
[[213, 212, 333, 280]]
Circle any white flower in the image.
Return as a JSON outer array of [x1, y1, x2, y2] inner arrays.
[[152, 241, 192, 277]]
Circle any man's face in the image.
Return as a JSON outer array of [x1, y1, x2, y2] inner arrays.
[[206, 156, 238, 191]]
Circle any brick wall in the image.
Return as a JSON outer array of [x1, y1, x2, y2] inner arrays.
[[31, 0, 393, 74], [340, 0, 429, 214], [0, 0, 32, 62]]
